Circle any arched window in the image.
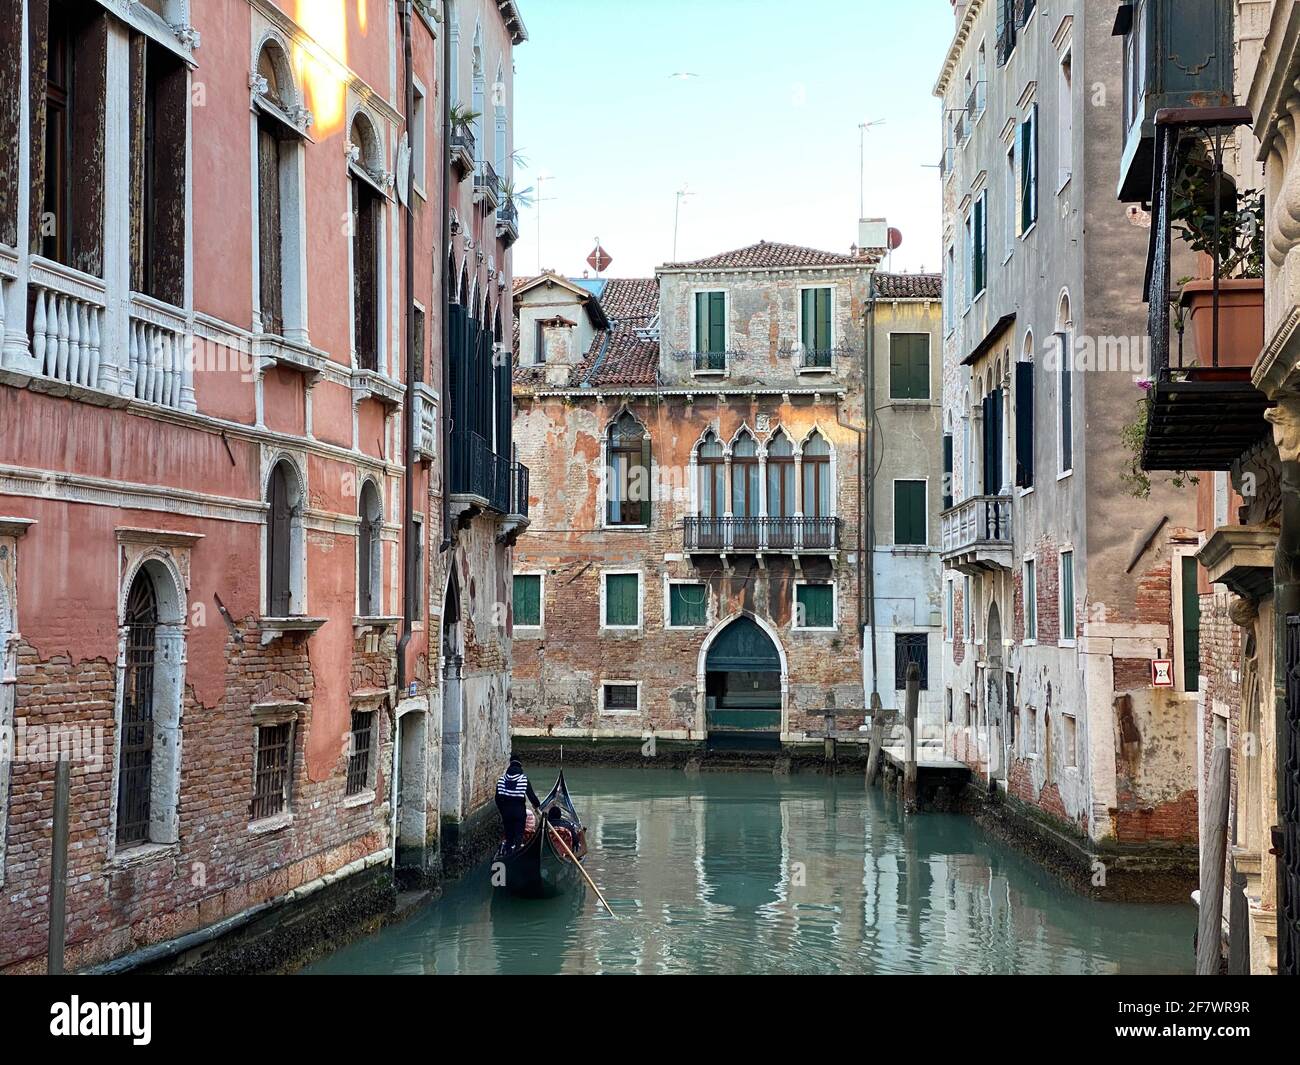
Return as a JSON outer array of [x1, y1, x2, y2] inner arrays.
[[607, 412, 651, 527], [266, 459, 303, 617], [1015, 330, 1036, 489], [1056, 292, 1073, 474], [114, 558, 185, 852], [350, 113, 384, 373], [254, 40, 305, 339], [117, 572, 158, 847], [732, 431, 759, 518], [358, 480, 383, 617], [802, 432, 831, 517], [698, 432, 724, 518], [767, 431, 795, 518], [494, 60, 508, 174]]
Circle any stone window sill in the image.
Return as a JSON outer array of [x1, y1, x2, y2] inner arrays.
[[248, 811, 294, 836], [110, 841, 179, 869], [342, 789, 376, 809]]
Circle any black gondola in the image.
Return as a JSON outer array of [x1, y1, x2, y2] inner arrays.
[[492, 770, 588, 898]]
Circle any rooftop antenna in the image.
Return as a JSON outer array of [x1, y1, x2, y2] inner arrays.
[[673, 185, 693, 261], [858, 120, 885, 219]]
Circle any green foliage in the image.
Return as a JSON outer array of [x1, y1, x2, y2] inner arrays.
[[1119, 391, 1199, 499], [1169, 156, 1264, 279]]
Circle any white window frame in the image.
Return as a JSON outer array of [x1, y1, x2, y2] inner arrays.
[[943, 244, 956, 336], [248, 704, 300, 833], [1171, 544, 1202, 694], [664, 577, 710, 630], [513, 570, 545, 636], [600, 569, 644, 631], [792, 579, 838, 632], [411, 76, 429, 197], [944, 579, 955, 642], [599, 680, 642, 717], [963, 574, 972, 641], [689, 288, 730, 371], [1024, 705, 1038, 756], [1058, 547, 1076, 646], [796, 283, 838, 360], [1004, 134, 1017, 263], [1057, 43, 1073, 193], [892, 477, 929, 547], [1023, 557, 1037, 644], [1018, 100, 1038, 241]]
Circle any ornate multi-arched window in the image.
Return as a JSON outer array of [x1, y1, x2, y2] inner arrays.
[[698, 431, 725, 518], [607, 412, 651, 527], [801, 431, 832, 517], [767, 431, 796, 518]]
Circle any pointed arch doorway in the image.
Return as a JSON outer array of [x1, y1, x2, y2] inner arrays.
[[701, 615, 785, 746]]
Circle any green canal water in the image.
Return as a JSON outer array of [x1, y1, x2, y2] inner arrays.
[[305, 767, 1196, 975]]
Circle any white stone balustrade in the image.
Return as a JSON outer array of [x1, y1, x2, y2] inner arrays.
[[127, 296, 194, 411], [29, 264, 107, 391]]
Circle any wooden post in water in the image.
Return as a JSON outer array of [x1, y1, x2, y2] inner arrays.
[[903, 662, 919, 811], [865, 692, 885, 786], [47, 756, 70, 975], [1196, 746, 1230, 975], [823, 712, 836, 763]]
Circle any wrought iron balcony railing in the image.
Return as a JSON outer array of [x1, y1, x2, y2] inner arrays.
[[509, 460, 530, 518], [684, 516, 839, 554], [800, 347, 835, 370], [450, 429, 520, 515], [475, 160, 500, 207], [451, 128, 475, 165], [692, 350, 728, 373]]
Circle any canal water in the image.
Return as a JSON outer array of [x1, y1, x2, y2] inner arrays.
[[305, 767, 1195, 975]]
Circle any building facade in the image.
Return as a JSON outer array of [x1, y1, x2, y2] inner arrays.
[[510, 240, 933, 746], [0, 0, 526, 974], [864, 273, 945, 743], [934, 0, 1200, 888]]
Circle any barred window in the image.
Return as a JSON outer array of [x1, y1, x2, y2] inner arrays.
[[603, 684, 638, 713], [252, 720, 293, 821], [895, 632, 930, 691], [346, 710, 375, 797]]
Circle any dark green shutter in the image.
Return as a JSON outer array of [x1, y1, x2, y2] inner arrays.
[[946, 436, 956, 512], [1020, 105, 1038, 232], [607, 574, 638, 626], [671, 584, 706, 627], [816, 288, 832, 350], [708, 291, 725, 353], [798, 585, 833, 628], [1059, 333, 1073, 471], [801, 289, 815, 350], [974, 197, 986, 294], [695, 292, 707, 352], [1015, 360, 1035, 488], [894, 481, 926, 545], [1181, 556, 1200, 691], [513, 575, 540, 627], [889, 335, 930, 400]]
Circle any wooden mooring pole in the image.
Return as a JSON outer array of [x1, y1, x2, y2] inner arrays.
[[903, 662, 919, 810], [1196, 746, 1230, 975], [865, 692, 885, 786], [47, 756, 70, 975]]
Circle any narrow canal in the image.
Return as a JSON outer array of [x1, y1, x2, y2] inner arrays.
[[305, 767, 1196, 975]]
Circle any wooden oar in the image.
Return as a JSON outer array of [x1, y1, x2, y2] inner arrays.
[[544, 820, 617, 918]]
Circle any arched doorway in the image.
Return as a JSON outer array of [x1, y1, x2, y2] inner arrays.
[[440, 574, 464, 826], [702, 615, 783, 746], [986, 601, 1004, 780]]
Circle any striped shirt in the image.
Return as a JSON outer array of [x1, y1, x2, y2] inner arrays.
[[497, 769, 530, 800]]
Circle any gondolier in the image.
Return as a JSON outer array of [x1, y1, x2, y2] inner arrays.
[[495, 755, 540, 852]]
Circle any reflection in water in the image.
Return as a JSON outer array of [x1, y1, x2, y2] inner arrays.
[[305, 768, 1194, 976]]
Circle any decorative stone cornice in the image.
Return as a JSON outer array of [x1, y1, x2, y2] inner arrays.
[[1198, 525, 1279, 600], [1248, 0, 1300, 156], [115, 527, 205, 549], [0, 517, 35, 540], [934, 0, 986, 98]]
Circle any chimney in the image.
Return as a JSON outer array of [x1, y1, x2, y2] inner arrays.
[[857, 218, 889, 261]]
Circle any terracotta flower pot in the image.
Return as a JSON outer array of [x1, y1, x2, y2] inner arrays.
[[1178, 277, 1264, 371]]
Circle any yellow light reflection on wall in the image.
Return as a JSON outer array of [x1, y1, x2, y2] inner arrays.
[[293, 0, 348, 138]]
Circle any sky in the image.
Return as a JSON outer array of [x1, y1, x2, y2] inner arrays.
[[510, 0, 956, 280]]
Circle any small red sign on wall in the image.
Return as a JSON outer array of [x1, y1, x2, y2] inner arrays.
[[1151, 659, 1174, 687]]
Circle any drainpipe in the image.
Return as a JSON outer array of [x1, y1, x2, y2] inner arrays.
[[397, 0, 417, 697], [439, 0, 454, 557], [863, 276, 879, 703]]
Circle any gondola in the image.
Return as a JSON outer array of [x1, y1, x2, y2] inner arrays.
[[492, 770, 589, 898]]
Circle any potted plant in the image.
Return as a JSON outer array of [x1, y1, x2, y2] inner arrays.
[[1170, 156, 1264, 372]]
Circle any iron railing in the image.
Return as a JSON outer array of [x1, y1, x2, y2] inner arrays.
[[451, 127, 475, 163], [450, 429, 525, 515], [800, 347, 835, 369], [475, 159, 499, 201], [498, 198, 518, 226], [693, 350, 728, 373], [940, 495, 1012, 556], [684, 516, 839, 553]]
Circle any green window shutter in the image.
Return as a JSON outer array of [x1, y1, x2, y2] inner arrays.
[[894, 481, 926, 545], [708, 291, 725, 353], [816, 288, 832, 350], [801, 289, 815, 350], [797, 584, 834, 628], [513, 575, 540, 627], [1020, 117, 1033, 234], [606, 574, 638, 626], [1181, 556, 1200, 690], [974, 196, 986, 294], [670, 584, 706, 627], [889, 335, 930, 400], [695, 292, 707, 352]]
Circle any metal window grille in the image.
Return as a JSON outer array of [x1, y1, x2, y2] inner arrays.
[[346, 710, 375, 797], [604, 684, 637, 712], [252, 721, 293, 820], [116, 576, 158, 846]]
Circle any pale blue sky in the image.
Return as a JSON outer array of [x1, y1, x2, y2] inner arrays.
[[511, 0, 954, 280]]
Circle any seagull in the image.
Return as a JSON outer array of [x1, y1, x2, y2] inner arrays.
[[669, 72, 699, 80]]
